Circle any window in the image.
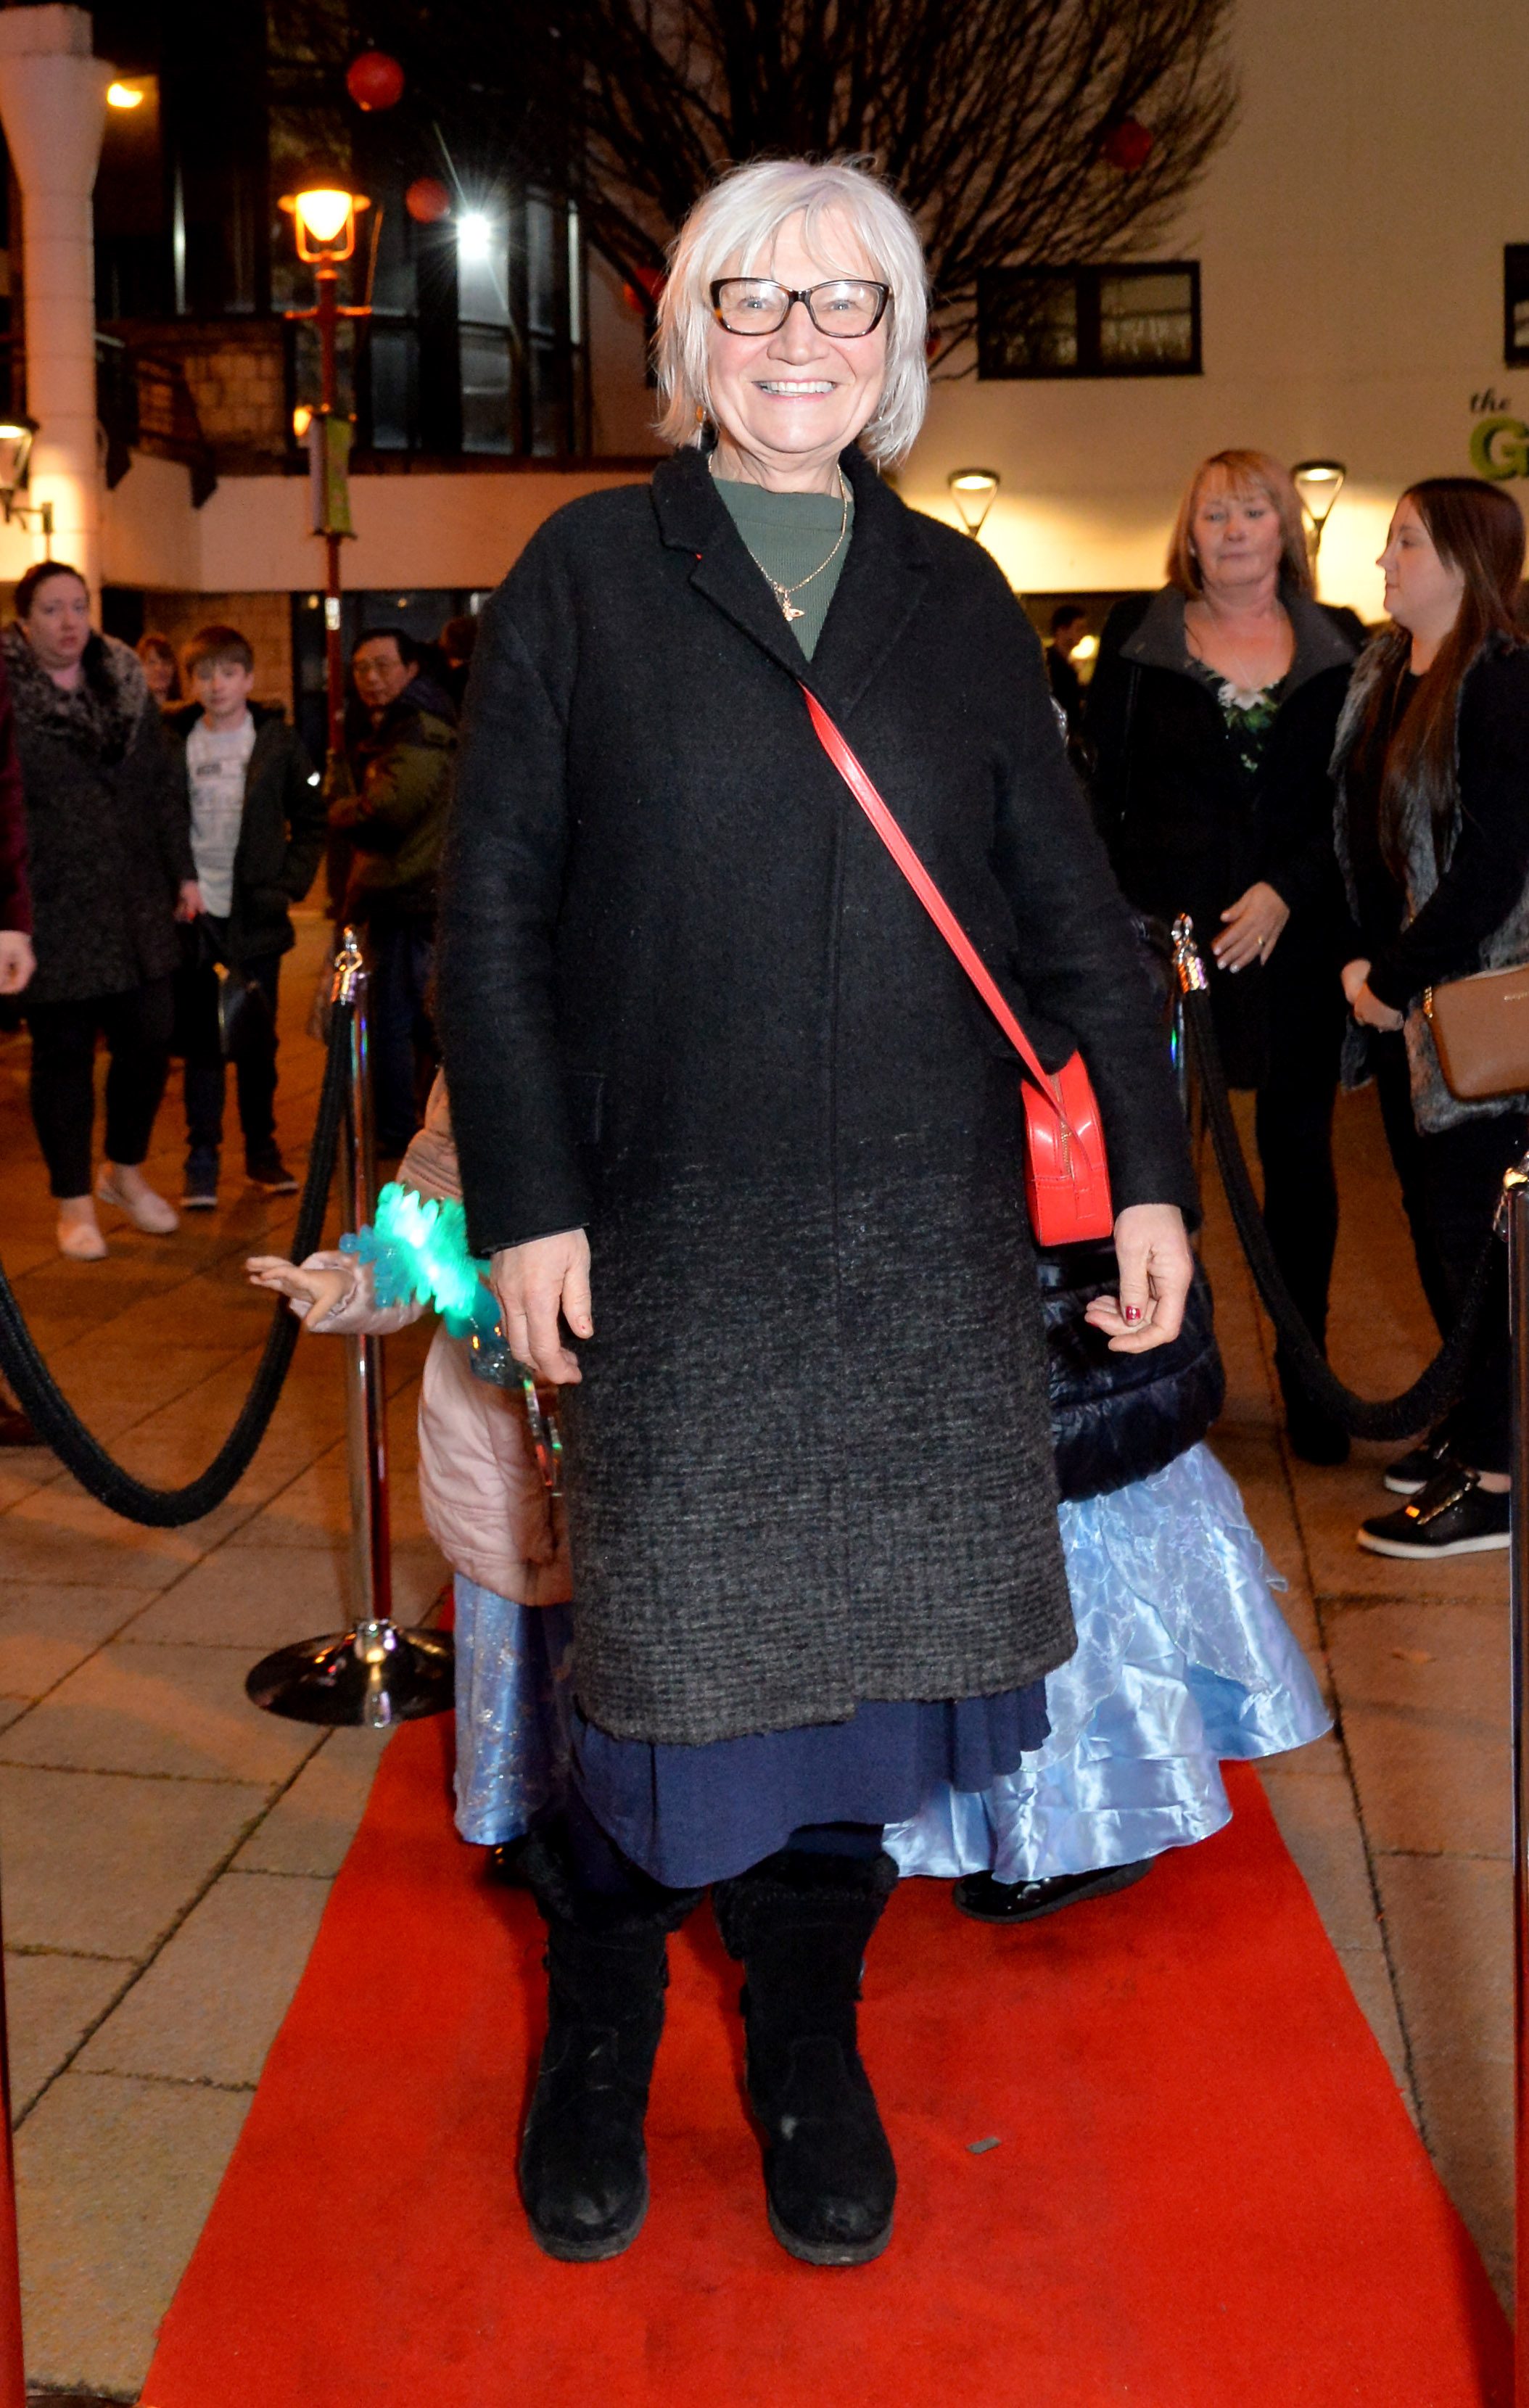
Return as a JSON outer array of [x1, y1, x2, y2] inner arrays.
[[978, 263, 1201, 380], [1505, 247, 1529, 366]]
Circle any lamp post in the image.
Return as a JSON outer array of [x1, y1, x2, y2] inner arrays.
[[948, 466, 1001, 542], [0, 416, 50, 548], [1292, 458, 1346, 566], [279, 178, 371, 767]]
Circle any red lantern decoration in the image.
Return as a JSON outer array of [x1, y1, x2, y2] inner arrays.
[[347, 50, 405, 111], [405, 176, 452, 226], [622, 263, 664, 314], [1102, 118, 1155, 173]]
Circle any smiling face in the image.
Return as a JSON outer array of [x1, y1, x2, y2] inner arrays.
[[1378, 496, 1467, 643], [1188, 473, 1286, 601], [705, 209, 889, 491]]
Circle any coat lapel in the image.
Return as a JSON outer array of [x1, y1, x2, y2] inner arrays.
[[650, 445, 934, 717]]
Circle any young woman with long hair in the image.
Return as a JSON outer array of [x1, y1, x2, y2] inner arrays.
[[1334, 477, 1529, 1555]]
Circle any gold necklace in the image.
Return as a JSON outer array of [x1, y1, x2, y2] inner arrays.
[[711, 457, 851, 623]]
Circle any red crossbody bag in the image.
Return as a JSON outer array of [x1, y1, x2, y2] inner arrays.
[[803, 689, 1113, 1248]]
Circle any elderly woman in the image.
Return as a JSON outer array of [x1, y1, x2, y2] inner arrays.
[[1087, 453, 1360, 1464], [437, 158, 1197, 2271]]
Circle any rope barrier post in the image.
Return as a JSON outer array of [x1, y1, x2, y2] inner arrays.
[[1504, 1145, 1529, 2399], [247, 931, 452, 1728], [0, 1868, 26, 2408]]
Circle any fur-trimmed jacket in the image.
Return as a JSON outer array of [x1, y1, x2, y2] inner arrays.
[[2, 626, 191, 1004], [1332, 627, 1529, 1131]]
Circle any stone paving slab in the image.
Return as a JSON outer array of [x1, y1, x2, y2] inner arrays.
[[0, 1646, 325, 1786], [0, 1768, 269, 1960], [3, 1953, 135, 2120], [15, 2071, 252, 2398], [234, 1729, 391, 1877], [77, 1870, 332, 2088], [0, 1587, 149, 1702]]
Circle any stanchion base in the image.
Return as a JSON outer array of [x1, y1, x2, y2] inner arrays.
[[246, 1626, 455, 1726]]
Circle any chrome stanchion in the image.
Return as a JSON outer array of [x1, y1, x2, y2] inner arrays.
[[247, 931, 453, 1727], [1507, 1149, 1529, 2394], [0, 1872, 27, 2408]]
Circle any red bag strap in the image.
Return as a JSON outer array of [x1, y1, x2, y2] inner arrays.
[[801, 687, 1063, 1114]]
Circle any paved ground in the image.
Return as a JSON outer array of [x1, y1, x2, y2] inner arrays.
[[0, 909, 1514, 2397]]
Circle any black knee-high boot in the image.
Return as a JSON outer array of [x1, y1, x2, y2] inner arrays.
[[712, 1847, 899, 2266], [518, 1826, 700, 2261]]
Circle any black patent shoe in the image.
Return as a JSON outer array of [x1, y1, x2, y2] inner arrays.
[[1383, 1432, 1459, 1496], [952, 1858, 1153, 1925], [1358, 1463, 1510, 1559]]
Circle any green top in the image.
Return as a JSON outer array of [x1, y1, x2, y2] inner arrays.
[[712, 471, 855, 660]]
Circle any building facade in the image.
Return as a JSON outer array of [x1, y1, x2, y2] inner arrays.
[[0, 0, 1522, 700]]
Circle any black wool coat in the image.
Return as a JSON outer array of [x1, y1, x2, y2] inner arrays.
[[163, 703, 324, 965], [1087, 585, 1357, 1084], [437, 445, 1199, 1748], [2, 629, 192, 1005]]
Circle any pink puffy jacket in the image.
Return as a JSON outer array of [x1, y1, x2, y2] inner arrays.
[[297, 1076, 571, 1607]]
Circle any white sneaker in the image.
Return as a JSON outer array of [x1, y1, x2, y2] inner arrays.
[[96, 1166, 179, 1235], [57, 1213, 108, 1262]]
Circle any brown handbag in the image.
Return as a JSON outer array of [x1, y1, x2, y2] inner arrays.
[[1422, 965, 1529, 1099]]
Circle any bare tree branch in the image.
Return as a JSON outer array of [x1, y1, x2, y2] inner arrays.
[[376, 0, 1237, 357]]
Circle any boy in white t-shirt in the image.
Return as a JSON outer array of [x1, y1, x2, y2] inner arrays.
[[168, 626, 325, 1207]]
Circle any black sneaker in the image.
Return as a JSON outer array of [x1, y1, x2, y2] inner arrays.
[[247, 1150, 298, 1195], [1358, 1463, 1510, 1558], [181, 1149, 219, 1210], [1383, 1432, 1459, 1496], [952, 1860, 1153, 1925]]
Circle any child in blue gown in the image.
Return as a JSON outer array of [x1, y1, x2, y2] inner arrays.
[[250, 1083, 1328, 1916]]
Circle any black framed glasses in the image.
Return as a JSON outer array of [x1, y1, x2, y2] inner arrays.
[[709, 278, 891, 338]]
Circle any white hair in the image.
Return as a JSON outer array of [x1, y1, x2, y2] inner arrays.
[[653, 157, 929, 466]]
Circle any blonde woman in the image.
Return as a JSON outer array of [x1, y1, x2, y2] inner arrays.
[[1089, 450, 1361, 1464], [438, 157, 1196, 2269]]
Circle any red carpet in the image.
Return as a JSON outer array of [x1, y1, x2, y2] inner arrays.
[[143, 1731, 1510, 2407]]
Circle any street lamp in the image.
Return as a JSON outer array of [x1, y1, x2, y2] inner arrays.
[[1292, 458, 1346, 561], [279, 175, 372, 764], [949, 466, 1001, 541], [0, 415, 51, 546]]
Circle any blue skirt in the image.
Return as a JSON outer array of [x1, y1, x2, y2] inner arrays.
[[450, 1443, 1329, 1884]]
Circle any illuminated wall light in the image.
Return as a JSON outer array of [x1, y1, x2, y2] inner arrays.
[[292, 405, 313, 439], [106, 81, 145, 109], [457, 213, 493, 263]]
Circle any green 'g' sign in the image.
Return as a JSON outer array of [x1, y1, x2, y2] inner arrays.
[[1470, 414, 1529, 479]]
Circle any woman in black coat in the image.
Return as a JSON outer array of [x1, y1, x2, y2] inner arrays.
[[1087, 450, 1359, 1464], [3, 562, 194, 1260], [438, 157, 1197, 2272]]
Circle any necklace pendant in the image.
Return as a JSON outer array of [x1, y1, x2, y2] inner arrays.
[[780, 598, 804, 622]]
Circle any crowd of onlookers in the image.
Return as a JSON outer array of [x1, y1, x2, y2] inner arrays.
[[0, 586, 474, 1272], [0, 452, 1525, 1568]]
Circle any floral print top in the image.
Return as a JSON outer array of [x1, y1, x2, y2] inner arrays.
[[1188, 658, 1287, 784]]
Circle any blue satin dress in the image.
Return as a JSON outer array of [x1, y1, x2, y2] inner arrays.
[[450, 1441, 1328, 1880]]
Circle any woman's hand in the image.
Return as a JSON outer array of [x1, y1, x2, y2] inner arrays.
[[1340, 957, 1370, 1008], [246, 1254, 353, 1328], [1084, 1203, 1195, 1353], [489, 1229, 593, 1385], [0, 931, 34, 995], [1352, 983, 1404, 1032], [1213, 881, 1290, 973], [176, 879, 204, 923]]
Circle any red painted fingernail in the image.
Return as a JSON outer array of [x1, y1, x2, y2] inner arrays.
[[1123, 1305, 1143, 1324]]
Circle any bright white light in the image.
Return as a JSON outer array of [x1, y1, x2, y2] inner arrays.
[[1072, 633, 1099, 662], [457, 213, 493, 262], [107, 81, 145, 110]]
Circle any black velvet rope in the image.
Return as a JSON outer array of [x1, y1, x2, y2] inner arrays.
[[1184, 986, 1496, 1441], [0, 996, 353, 1527]]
